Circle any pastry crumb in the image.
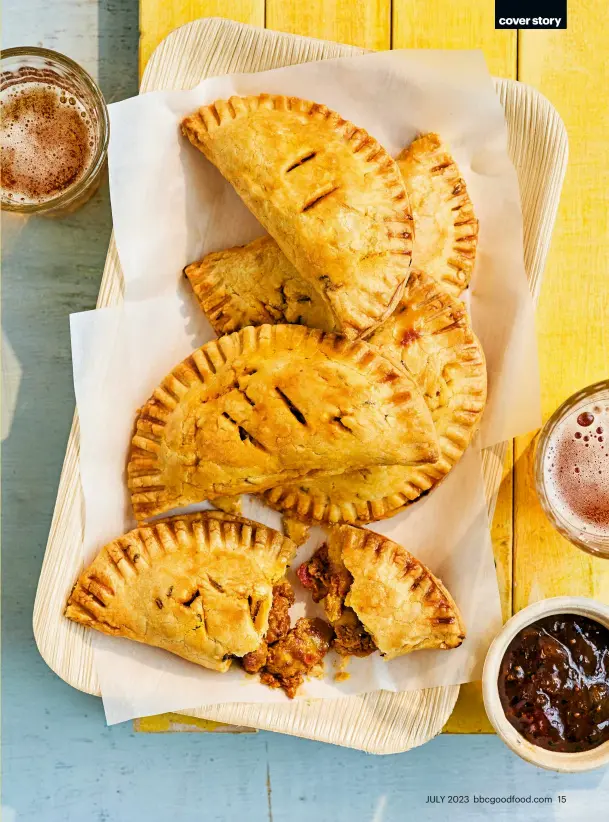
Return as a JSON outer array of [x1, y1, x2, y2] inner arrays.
[[334, 654, 351, 683], [282, 516, 311, 547], [212, 495, 242, 515]]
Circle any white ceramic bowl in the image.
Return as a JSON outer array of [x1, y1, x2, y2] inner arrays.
[[483, 596, 609, 772]]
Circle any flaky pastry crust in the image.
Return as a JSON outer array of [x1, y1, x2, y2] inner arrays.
[[185, 237, 330, 335], [282, 516, 311, 548], [184, 133, 477, 335], [64, 512, 296, 672], [128, 324, 439, 520], [397, 133, 478, 296], [212, 495, 243, 515], [186, 242, 485, 524], [264, 271, 486, 523], [181, 94, 413, 338], [326, 525, 465, 658]]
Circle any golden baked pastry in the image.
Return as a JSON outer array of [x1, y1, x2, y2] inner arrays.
[[212, 495, 243, 515], [397, 133, 478, 296], [298, 525, 465, 659], [185, 236, 330, 335], [265, 271, 486, 523], [128, 324, 439, 520], [181, 94, 413, 338], [64, 511, 296, 673], [186, 236, 485, 523], [282, 516, 311, 547], [184, 133, 477, 332]]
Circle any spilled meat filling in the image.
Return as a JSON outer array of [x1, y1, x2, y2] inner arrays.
[[242, 580, 331, 698], [297, 544, 377, 657], [260, 617, 332, 699], [243, 536, 390, 697]]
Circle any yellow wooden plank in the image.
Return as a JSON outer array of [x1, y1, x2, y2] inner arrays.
[[444, 682, 493, 734], [491, 446, 515, 625], [266, 0, 390, 50], [138, 0, 265, 738], [135, 713, 214, 732], [392, 2, 516, 77], [393, 1, 516, 732], [135, 713, 256, 733], [139, 1, 264, 76], [514, 5, 609, 612], [444, 446, 514, 733]]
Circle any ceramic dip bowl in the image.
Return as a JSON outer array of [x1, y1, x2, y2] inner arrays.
[[483, 596, 609, 772]]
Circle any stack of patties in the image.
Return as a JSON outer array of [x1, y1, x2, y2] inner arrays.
[[66, 96, 485, 697], [180, 101, 485, 534]]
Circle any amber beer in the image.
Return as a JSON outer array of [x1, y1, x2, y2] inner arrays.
[[1, 47, 108, 215], [536, 381, 609, 557]]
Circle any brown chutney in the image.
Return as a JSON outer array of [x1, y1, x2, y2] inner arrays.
[[498, 614, 609, 752]]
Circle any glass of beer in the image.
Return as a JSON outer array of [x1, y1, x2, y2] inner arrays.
[[1, 47, 109, 216], [535, 380, 609, 558]]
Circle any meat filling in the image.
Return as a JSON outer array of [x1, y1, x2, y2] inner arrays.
[[265, 579, 294, 644], [241, 581, 332, 697], [297, 543, 351, 622], [261, 618, 332, 699], [298, 545, 377, 658], [332, 608, 377, 658], [242, 581, 294, 674], [241, 640, 269, 674], [296, 545, 333, 602]]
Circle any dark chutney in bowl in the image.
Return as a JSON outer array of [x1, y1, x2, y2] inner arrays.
[[498, 614, 609, 753]]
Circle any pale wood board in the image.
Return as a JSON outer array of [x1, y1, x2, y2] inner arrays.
[[33, 18, 567, 752]]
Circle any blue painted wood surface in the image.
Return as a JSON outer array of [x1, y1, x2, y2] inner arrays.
[[2, 3, 609, 819]]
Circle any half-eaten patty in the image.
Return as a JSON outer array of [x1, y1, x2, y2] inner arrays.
[[298, 544, 377, 657]]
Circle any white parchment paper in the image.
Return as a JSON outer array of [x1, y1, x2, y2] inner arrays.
[[70, 49, 540, 723]]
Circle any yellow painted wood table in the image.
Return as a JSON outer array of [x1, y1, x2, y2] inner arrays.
[[135, 0, 609, 735]]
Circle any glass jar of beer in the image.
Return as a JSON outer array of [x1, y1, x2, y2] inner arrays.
[[535, 380, 609, 558], [1, 47, 109, 216]]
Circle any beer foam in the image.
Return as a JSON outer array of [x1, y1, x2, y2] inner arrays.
[[544, 402, 609, 538], [1, 81, 95, 205]]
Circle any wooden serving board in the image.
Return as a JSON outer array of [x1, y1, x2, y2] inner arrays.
[[33, 18, 567, 753]]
